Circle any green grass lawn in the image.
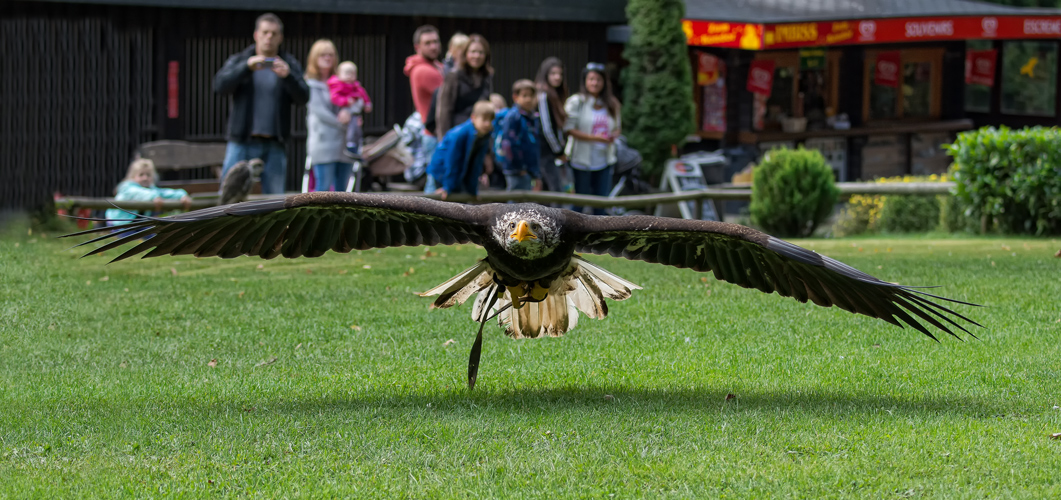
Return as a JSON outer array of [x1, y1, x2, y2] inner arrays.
[[3, 218, 1060, 497]]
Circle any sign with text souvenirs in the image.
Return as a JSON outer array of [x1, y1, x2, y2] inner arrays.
[[965, 49, 997, 86], [874, 51, 901, 88], [746, 59, 775, 96], [684, 16, 1061, 49]]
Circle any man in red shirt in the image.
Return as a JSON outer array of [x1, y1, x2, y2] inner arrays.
[[404, 25, 443, 183]]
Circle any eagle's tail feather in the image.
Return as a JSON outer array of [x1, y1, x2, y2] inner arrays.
[[492, 256, 640, 339], [572, 256, 642, 300], [419, 259, 493, 309]]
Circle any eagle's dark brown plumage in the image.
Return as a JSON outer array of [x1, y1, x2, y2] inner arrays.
[[65, 192, 980, 388]]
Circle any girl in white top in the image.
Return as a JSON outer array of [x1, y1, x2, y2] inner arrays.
[[563, 63, 621, 215]]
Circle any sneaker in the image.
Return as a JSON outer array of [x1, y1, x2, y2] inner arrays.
[[220, 161, 253, 205]]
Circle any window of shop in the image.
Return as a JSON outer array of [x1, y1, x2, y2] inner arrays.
[[965, 40, 993, 114], [753, 50, 840, 131], [1000, 40, 1058, 117], [863, 49, 943, 121]]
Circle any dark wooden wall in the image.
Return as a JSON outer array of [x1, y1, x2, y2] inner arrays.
[[1, 1, 608, 210]]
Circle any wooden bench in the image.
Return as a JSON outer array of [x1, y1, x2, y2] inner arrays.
[[138, 140, 261, 196]]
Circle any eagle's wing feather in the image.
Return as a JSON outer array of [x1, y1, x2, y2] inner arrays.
[[64, 192, 490, 262], [567, 214, 980, 340]]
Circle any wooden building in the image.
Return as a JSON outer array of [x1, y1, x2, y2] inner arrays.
[[1, 0, 623, 210]]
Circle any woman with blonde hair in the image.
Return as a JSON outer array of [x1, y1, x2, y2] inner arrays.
[[442, 32, 469, 76], [105, 158, 191, 225], [304, 39, 355, 192]]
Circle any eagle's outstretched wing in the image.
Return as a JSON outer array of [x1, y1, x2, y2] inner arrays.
[[63, 192, 490, 261], [566, 215, 980, 340]]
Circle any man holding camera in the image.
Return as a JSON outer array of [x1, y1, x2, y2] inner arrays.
[[213, 12, 309, 201]]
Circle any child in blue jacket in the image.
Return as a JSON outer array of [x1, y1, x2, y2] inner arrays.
[[105, 158, 191, 225], [426, 101, 496, 199], [493, 79, 541, 191]]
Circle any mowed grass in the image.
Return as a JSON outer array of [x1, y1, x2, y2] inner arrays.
[[2, 218, 1060, 498]]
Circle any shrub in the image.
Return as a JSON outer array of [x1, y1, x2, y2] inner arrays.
[[939, 194, 979, 233], [831, 175, 971, 236], [750, 147, 839, 237], [878, 194, 941, 233], [832, 194, 882, 237], [946, 126, 1061, 235]]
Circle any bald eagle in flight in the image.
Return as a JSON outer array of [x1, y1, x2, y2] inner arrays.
[[67, 192, 980, 388]]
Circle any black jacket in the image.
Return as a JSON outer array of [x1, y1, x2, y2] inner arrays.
[[213, 45, 310, 143]]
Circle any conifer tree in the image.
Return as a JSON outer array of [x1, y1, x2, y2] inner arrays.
[[621, 0, 695, 179]]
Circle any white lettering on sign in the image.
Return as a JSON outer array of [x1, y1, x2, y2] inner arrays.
[[905, 21, 954, 38], [859, 21, 877, 39], [751, 67, 771, 85], [877, 60, 898, 78], [1024, 19, 1061, 35], [981, 17, 998, 36]]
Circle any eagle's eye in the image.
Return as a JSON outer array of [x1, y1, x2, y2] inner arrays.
[[531, 223, 541, 231], [509, 222, 516, 229]]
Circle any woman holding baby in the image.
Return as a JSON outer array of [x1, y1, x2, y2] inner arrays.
[[304, 39, 354, 192]]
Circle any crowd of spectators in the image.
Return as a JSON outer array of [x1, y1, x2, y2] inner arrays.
[[203, 13, 622, 208]]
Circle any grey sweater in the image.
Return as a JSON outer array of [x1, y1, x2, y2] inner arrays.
[[305, 78, 351, 165]]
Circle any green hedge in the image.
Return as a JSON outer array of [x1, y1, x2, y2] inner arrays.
[[830, 175, 970, 237], [751, 147, 839, 237], [946, 126, 1061, 235]]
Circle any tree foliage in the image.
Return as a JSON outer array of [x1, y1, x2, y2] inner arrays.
[[621, 0, 695, 180]]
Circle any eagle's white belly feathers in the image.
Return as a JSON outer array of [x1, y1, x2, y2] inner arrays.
[[419, 256, 641, 339]]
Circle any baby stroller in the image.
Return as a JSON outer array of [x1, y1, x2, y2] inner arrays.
[[607, 136, 653, 215], [301, 124, 408, 193]]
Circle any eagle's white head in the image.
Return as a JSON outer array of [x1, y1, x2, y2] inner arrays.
[[491, 207, 561, 260]]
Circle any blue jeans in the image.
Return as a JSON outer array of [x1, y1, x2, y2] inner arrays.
[[505, 173, 532, 191], [572, 165, 613, 216], [313, 162, 354, 192], [420, 132, 439, 168], [220, 139, 287, 195], [424, 174, 439, 193]]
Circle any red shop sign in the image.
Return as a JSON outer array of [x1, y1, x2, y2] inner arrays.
[[874, 51, 901, 88], [965, 49, 997, 86], [686, 16, 1061, 49], [746, 59, 775, 96]]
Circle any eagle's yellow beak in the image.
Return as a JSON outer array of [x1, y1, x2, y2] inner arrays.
[[510, 220, 538, 242]]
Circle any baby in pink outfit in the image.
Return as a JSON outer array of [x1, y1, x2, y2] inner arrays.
[[327, 61, 373, 159]]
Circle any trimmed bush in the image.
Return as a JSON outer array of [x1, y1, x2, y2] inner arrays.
[[831, 175, 970, 236], [878, 194, 941, 234], [946, 126, 1061, 235], [750, 147, 839, 237], [832, 194, 882, 237], [939, 194, 979, 234]]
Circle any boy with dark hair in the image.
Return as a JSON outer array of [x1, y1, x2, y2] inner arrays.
[[494, 79, 541, 192], [427, 101, 495, 200]]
